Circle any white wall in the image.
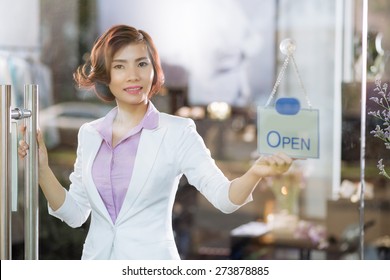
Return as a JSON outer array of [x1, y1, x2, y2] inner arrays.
[[0, 0, 40, 48]]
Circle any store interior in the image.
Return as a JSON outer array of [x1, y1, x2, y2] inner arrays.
[[1, 0, 390, 260]]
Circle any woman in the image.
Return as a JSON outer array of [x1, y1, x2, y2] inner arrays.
[[18, 25, 293, 260]]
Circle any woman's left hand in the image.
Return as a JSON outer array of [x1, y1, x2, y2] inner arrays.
[[250, 152, 293, 178], [229, 152, 295, 205]]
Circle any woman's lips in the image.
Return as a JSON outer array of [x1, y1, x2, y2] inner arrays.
[[124, 86, 142, 94]]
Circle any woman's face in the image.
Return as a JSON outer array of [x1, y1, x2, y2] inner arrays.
[[109, 43, 154, 107]]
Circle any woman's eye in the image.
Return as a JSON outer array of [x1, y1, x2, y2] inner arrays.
[[113, 64, 124, 69], [139, 61, 149, 67]]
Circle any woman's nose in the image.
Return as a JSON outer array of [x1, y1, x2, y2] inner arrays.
[[126, 67, 140, 81]]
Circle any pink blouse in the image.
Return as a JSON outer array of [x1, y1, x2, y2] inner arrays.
[[91, 103, 159, 223]]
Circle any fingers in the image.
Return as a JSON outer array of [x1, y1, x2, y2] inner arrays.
[[19, 124, 26, 136], [256, 152, 293, 176], [18, 139, 29, 158], [259, 153, 291, 166], [18, 127, 46, 158], [274, 152, 293, 166], [18, 124, 28, 159]]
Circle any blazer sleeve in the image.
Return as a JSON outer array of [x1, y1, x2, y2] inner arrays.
[[48, 124, 91, 228], [176, 119, 252, 214]]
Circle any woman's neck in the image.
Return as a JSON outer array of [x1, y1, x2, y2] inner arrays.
[[114, 101, 148, 127]]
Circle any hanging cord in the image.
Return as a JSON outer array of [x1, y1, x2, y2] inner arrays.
[[265, 54, 291, 107], [290, 55, 312, 109], [265, 39, 312, 109]]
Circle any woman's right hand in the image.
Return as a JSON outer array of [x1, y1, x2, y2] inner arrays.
[[19, 126, 65, 211], [18, 126, 49, 170]]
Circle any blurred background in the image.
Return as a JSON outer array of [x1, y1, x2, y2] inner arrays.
[[1, 0, 390, 260]]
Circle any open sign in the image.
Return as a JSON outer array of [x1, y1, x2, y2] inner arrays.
[[257, 98, 319, 159]]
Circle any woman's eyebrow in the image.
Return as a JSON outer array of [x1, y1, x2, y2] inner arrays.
[[135, 56, 151, 62], [112, 57, 150, 63], [112, 59, 128, 63]]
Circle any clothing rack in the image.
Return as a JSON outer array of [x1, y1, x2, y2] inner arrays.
[[0, 46, 41, 62]]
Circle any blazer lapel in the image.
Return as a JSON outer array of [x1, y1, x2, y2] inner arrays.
[[115, 126, 167, 224]]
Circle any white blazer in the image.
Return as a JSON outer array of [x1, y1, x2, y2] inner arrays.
[[49, 111, 252, 260]]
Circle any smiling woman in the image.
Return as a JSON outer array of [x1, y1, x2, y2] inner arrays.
[[17, 24, 293, 260]]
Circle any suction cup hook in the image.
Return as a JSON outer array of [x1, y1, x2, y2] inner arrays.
[[280, 38, 296, 55]]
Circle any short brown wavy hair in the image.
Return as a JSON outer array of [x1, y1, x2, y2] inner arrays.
[[73, 25, 165, 102]]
